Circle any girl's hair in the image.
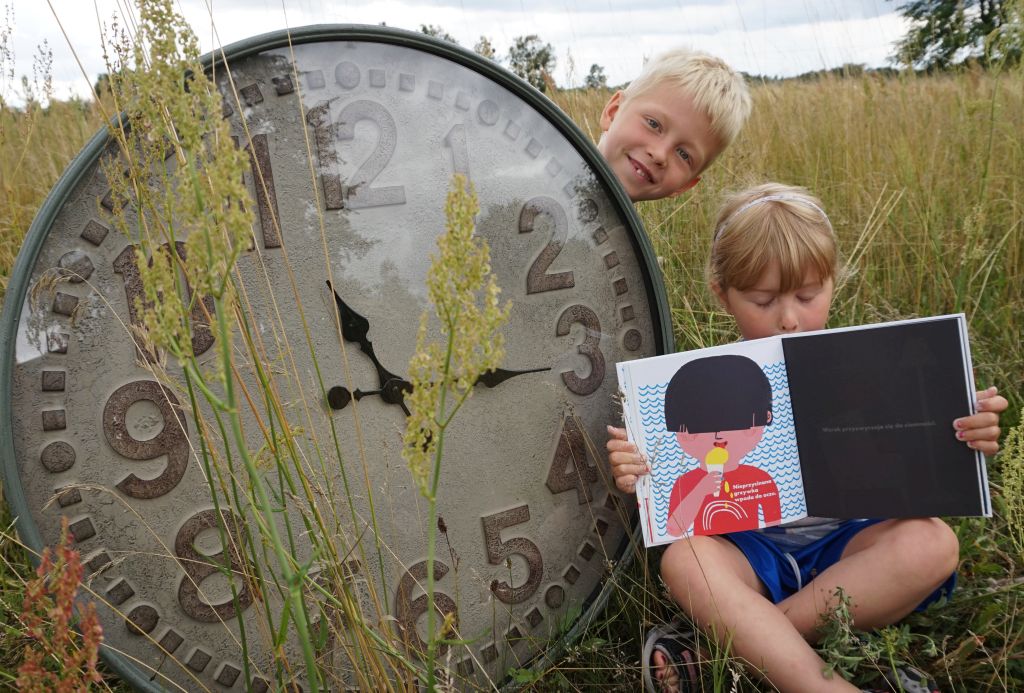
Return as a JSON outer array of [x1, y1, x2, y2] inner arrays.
[[708, 182, 838, 293]]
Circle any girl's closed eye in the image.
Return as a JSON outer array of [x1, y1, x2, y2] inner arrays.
[[746, 293, 775, 308], [796, 285, 824, 303]]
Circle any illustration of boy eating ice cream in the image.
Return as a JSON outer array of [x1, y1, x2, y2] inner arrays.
[[664, 354, 782, 536]]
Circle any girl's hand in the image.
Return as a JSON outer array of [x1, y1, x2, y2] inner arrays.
[[606, 425, 649, 493], [954, 386, 1008, 456]]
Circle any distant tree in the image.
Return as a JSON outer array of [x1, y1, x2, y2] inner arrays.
[[94, 72, 112, 96], [508, 35, 556, 92], [419, 24, 459, 45], [474, 36, 497, 61], [891, 0, 1020, 69], [584, 63, 608, 89]]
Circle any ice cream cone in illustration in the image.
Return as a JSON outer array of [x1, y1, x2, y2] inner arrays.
[[705, 445, 728, 496]]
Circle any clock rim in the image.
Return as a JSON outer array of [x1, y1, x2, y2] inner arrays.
[[0, 24, 675, 690]]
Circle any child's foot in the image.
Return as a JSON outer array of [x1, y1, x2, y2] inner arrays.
[[860, 661, 940, 693], [641, 622, 702, 693]]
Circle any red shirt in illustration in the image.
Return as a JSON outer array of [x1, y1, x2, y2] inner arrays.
[[668, 465, 782, 535]]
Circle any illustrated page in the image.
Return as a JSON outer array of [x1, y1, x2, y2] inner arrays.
[[618, 338, 807, 547]]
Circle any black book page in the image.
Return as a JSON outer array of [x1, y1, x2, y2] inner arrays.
[[782, 318, 984, 518]]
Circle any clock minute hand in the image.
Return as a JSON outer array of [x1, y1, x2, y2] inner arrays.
[[474, 367, 551, 389]]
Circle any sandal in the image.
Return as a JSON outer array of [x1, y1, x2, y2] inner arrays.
[[642, 621, 702, 693], [860, 661, 940, 693]]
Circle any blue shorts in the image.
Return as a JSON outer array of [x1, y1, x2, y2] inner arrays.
[[725, 519, 956, 610]]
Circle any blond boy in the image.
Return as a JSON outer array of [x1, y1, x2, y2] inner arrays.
[[596, 48, 751, 203]]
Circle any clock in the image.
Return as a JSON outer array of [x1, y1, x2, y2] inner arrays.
[[0, 25, 672, 690]]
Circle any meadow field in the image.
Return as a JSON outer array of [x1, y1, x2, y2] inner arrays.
[[1, 47, 1022, 692]]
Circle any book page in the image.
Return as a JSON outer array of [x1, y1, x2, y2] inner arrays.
[[618, 338, 807, 547], [782, 314, 990, 518]]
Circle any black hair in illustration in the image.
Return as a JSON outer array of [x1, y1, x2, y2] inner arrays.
[[664, 354, 772, 434]]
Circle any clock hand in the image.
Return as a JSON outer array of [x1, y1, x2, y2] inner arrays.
[[474, 366, 550, 389], [326, 385, 352, 410], [325, 380, 411, 417], [379, 378, 412, 417], [328, 368, 544, 413], [327, 280, 412, 414], [327, 283, 544, 414]]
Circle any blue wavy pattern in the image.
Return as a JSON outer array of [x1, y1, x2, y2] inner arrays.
[[639, 360, 807, 534]]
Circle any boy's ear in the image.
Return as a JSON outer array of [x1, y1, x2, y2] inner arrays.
[[766, 410, 773, 425], [599, 90, 625, 131]]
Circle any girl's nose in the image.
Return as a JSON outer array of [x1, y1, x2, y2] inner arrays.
[[779, 303, 799, 332]]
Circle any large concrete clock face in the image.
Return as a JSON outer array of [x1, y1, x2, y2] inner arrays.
[[1, 26, 671, 690]]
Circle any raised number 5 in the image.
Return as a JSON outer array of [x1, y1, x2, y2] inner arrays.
[[481, 505, 542, 604]]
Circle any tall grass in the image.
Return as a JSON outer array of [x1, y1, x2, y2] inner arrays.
[[1, 24, 1022, 692], [549, 66, 1024, 691]]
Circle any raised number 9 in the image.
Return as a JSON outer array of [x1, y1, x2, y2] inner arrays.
[[103, 380, 189, 499]]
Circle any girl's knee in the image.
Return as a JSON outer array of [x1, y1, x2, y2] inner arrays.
[[661, 536, 720, 574], [891, 518, 959, 578], [661, 537, 714, 602], [660, 536, 744, 610]]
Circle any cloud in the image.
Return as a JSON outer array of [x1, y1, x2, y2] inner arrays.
[[9, 0, 908, 105]]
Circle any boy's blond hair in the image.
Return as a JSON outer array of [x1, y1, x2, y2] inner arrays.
[[623, 47, 751, 149], [709, 183, 838, 293]]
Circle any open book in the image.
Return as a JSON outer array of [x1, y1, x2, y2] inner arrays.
[[616, 314, 991, 547]]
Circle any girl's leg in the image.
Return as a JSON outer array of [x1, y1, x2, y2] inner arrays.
[[658, 535, 860, 692], [775, 518, 959, 642]]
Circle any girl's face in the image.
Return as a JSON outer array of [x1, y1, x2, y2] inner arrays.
[[713, 262, 834, 340]]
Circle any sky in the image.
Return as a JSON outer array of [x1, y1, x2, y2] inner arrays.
[[6, 1, 910, 104]]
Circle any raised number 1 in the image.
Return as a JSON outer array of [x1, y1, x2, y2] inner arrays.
[[444, 124, 469, 176]]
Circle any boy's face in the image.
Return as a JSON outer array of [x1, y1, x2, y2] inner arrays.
[[675, 418, 770, 472], [597, 85, 721, 202], [713, 263, 834, 340]]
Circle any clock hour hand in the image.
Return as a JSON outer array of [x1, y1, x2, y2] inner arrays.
[[327, 280, 408, 389], [326, 282, 414, 415], [474, 367, 551, 388]]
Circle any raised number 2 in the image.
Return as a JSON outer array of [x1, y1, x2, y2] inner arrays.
[[519, 196, 575, 294]]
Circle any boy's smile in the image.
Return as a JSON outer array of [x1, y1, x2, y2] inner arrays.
[[597, 85, 720, 202]]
